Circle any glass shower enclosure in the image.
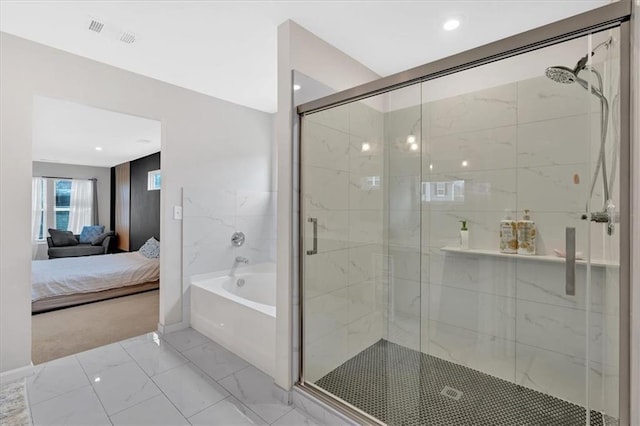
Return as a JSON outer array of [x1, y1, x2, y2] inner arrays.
[[298, 5, 630, 425]]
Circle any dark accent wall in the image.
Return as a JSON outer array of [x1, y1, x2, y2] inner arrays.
[[129, 152, 161, 251], [110, 152, 160, 252], [110, 167, 116, 236]]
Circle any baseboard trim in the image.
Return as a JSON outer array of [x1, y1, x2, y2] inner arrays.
[[272, 383, 292, 405], [0, 362, 35, 384], [157, 320, 189, 335]]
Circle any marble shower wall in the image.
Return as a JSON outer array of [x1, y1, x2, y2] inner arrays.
[[182, 188, 276, 318], [299, 44, 620, 414], [416, 69, 619, 415], [384, 87, 424, 351], [302, 100, 385, 382]]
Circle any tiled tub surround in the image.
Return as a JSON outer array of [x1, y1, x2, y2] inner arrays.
[[182, 188, 276, 323], [302, 100, 386, 382]]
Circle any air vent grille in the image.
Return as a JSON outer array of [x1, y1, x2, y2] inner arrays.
[[120, 32, 135, 44], [87, 16, 136, 45], [88, 19, 104, 33]]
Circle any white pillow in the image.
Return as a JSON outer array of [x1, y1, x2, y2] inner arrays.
[[139, 237, 160, 259]]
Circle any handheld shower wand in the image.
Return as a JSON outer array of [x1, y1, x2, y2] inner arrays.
[[544, 38, 616, 234]]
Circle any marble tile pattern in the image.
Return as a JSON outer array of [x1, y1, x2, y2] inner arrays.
[[379, 74, 619, 415], [302, 99, 386, 382], [182, 188, 276, 281], [27, 329, 326, 425], [298, 66, 620, 414]]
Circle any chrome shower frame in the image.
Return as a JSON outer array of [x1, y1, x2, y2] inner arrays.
[[295, 2, 632, 425]]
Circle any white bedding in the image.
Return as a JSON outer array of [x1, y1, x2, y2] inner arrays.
[[32, 252, 159, 302]]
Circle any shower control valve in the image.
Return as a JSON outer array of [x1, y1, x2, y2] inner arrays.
[[231, 231, 245, 247]]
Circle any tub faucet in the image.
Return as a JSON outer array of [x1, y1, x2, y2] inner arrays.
[[230, 256, 249, 276]]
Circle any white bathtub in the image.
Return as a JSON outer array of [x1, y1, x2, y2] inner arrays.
[[190, 263, 276, 376]]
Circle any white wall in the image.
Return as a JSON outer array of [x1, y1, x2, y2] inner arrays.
[[0, 32, 273, 374], [275, 20, 380, 389], [32, 161, 111, 230]]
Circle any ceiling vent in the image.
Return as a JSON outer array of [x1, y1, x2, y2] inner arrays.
[[88, 19, 104, 33], [119, 32, 136, 44], [87, 16, 136, 45]]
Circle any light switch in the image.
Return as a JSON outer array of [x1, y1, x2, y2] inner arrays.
[[173, 205, 183, 220]]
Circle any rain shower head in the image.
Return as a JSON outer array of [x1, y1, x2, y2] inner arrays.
[[545, 53, 588, 84], [545, 38, 612, 85], [545, 66, 577, 84]]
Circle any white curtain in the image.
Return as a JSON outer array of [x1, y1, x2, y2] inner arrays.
[[68, 179, 94, 234], [31, 177, 45, 259]]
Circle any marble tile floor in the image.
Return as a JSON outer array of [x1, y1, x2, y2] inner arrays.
[[23, 328, 326, 426]]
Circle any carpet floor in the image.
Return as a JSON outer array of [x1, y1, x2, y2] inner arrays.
[[32, 289, 159, 365]]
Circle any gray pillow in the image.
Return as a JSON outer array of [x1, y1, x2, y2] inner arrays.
[[138, 237, 160, 259], [48, 229, 78, 247], [91, 231, 114, 246]]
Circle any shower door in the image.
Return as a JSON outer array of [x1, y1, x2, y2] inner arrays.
[[420, 28, 621, 425], [300, 25, 623, 426]]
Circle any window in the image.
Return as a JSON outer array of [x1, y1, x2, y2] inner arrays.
[[32, 178, 94, 239], [422, 180, 465, 203], [148, 169, 161, 190], [54, 179, 72, 231]]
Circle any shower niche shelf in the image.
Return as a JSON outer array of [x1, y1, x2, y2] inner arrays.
[[440, 246, 617, 268]]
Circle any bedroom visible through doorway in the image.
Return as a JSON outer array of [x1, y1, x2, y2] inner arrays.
[[31, 96, 162, 363]]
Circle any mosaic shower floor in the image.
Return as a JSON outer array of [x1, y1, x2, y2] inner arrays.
[[316, 340, 617, 426]]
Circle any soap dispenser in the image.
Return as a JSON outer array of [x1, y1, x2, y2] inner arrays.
[[517, 209, 536, 255], [459, 220, 469, 250], [500, 210, 518, 254]]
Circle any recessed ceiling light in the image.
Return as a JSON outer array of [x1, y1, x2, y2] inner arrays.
[[95, 147, 103, 151], [293, 84, 301, 91], [443, 19, 460, 31], [406, 134, 416, 144], [410, 143, 419, 151], [461, 160, 468, 167], [361, 142, 371, 152]]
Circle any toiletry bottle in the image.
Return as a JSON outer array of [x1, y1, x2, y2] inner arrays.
[[499, 210, 518, 254], [459, 220, 469, 250], [517, 209, 536, 255]]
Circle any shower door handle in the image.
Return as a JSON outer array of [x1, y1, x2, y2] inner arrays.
[[565, 227, 576, 296], [307, 217, 318, 255]]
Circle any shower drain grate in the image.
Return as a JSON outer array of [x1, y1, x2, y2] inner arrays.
[[315, 339, 618, 426], [440, 386, 462, 401]]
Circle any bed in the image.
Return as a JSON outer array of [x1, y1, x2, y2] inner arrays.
[[32, 252, 160, 313]]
